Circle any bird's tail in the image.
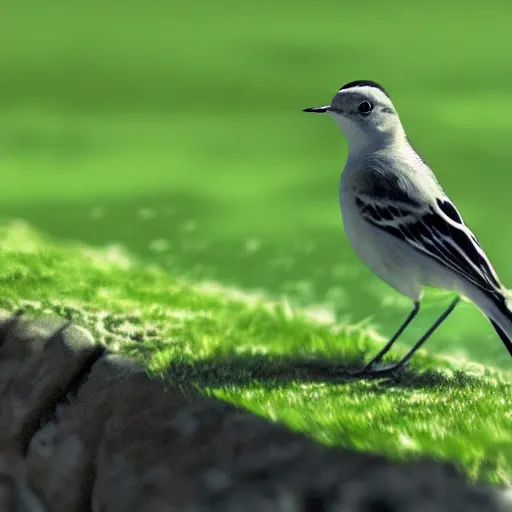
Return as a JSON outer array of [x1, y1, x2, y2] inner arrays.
[[487, 295, 512, 357], [489, 319, 512, 357]]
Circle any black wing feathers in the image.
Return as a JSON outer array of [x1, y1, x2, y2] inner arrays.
[[436, 198, 463, 224], [356, 194, 502, 295]]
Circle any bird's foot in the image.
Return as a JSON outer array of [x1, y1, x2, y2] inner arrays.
[[349, 362, 406, 379]]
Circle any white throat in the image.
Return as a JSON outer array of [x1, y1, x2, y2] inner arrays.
[[330, 112, 406, 161]]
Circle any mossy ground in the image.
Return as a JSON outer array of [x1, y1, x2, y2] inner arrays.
[[3, 221, 512, 485]]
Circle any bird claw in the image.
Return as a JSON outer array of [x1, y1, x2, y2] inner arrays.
[[349, 362, 406, 378]]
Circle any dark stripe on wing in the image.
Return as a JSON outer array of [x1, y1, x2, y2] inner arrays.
[[356, 196, 502, 295], [436, 198, 463, 224], [356, 198, 407, 222]]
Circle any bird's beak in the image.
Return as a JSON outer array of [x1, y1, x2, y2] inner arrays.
[[302, 105, 331, 114]]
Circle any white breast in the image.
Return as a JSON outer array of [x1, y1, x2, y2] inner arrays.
[[339, 175, 423, 302]]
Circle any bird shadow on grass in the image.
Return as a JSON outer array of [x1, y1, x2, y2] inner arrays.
[[164, 354, 480, 392]]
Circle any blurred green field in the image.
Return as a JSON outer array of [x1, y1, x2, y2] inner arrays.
[[3, 0, 512, 367]]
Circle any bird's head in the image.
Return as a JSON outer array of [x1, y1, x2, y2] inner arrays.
[[303, 80, 404, 152]]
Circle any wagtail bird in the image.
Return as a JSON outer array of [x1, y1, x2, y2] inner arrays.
[[303, 80, 512, 375]]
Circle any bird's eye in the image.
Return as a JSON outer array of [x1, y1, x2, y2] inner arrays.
[[358, 101, 373, 115]]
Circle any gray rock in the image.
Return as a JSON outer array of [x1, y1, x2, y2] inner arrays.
[[0, 313, 507, 512]]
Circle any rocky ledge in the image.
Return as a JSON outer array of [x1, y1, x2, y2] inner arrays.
[[0, 312, 508, 512]]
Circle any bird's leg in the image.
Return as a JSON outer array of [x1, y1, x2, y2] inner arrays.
[[363, 296, 460, 376], [358, 301, 420, 373]]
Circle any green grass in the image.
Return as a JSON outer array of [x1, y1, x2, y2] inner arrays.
[[3, 0, 512, 369], [4, 221, 512, 485]]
